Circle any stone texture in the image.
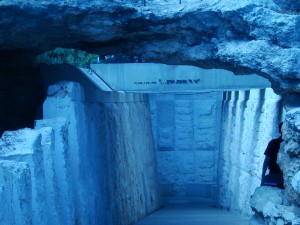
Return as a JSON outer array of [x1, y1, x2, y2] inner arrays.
[[263, 202, 300, 225], [149, 92, 222, 198], [0, 0, 300, 93], [250, 186, 284, 214], [218, 88, 283, 215], [292, 171, 300, 194], [0, 81, 160, 225], [279, 109, 300, 207]]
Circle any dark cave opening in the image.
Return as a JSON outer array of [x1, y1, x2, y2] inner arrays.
[[0, 67, 45, 137]]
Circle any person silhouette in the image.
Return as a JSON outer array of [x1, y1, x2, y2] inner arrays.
[[261, 122, 284, 189]]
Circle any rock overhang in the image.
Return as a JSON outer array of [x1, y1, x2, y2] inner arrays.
[[0, 0, 300, 94]]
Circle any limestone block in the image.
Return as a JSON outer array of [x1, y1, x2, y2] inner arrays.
[[195, 168, 215, 183], [292, 171, 300, 194], [175, 100, 193, 115], [0, 160, 32, 225], [263, 202, 300, 225], [175, 121, 194, 151], [158, 127, 174, 151], [195, 151, 215, 169], [103, 99, 159, 224], [250, 186, 284, 214], [194, 100, 215, 116], [285, 108, 300, 132], [156, 151, 195, 184], [194, 129, 216, 150], [0, 128, 59, 225], [35, 118, 74, 224], [194, 117, 216, 129]]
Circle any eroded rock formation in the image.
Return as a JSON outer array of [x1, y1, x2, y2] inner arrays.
[[280, 109, 300, 207], [0, 0, 300, 93]]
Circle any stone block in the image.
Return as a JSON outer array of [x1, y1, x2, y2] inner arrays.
[[194, 100, 216, 116], [195, 151, 215, 169], [195, 168, 215, 183], [194, 117, 216, 129], [194, 130, 216, 150], [175, 141, 194, 151], [250, 186, 284, 214], [157, 100, 175, 124], [175, 99, 193, 107], [263, 202, 300, 225], [158, 127, 174, 150], [0, 160, 32, 225], [175, 114, 193, 122], [292, 171, 300, 194], [186, 183, 215, 198]]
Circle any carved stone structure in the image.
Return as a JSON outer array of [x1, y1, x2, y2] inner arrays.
[[1, 0, 300, 224]]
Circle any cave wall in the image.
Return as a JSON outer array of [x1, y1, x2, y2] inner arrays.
[[149, 92, 222, 200], [280, 106, 300, 207], [218, 88, 283, 215], [0, 81, 160, 225], [248, 99, 300, 225]]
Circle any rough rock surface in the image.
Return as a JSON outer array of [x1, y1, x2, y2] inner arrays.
[[218, 88, 283, 215], [263, 202, 300, 225], [279, 110, 300, 207], [0, 0, 300, 93], [292, 171, 300, 194], [250, 186, 284, 214]]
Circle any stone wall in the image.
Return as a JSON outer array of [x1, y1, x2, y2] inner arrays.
[[0, 81, 160, 225], [149, 92, 222, 200], [218, 88, 283, 215]]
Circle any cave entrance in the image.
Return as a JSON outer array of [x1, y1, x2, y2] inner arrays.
[[0, 68, 45, 137]]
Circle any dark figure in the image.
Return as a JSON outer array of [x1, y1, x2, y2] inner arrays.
[[261, 122, 284, 189]]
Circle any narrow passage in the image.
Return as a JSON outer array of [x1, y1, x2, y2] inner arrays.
[[135, 198, 250, 225]]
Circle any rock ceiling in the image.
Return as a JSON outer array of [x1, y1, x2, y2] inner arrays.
[[0, 0, 300, 93]]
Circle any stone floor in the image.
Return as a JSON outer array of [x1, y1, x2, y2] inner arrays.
[[135, 198, 250, 225]]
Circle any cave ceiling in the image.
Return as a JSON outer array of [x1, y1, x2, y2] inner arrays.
[[0, 0, 300, 93]]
